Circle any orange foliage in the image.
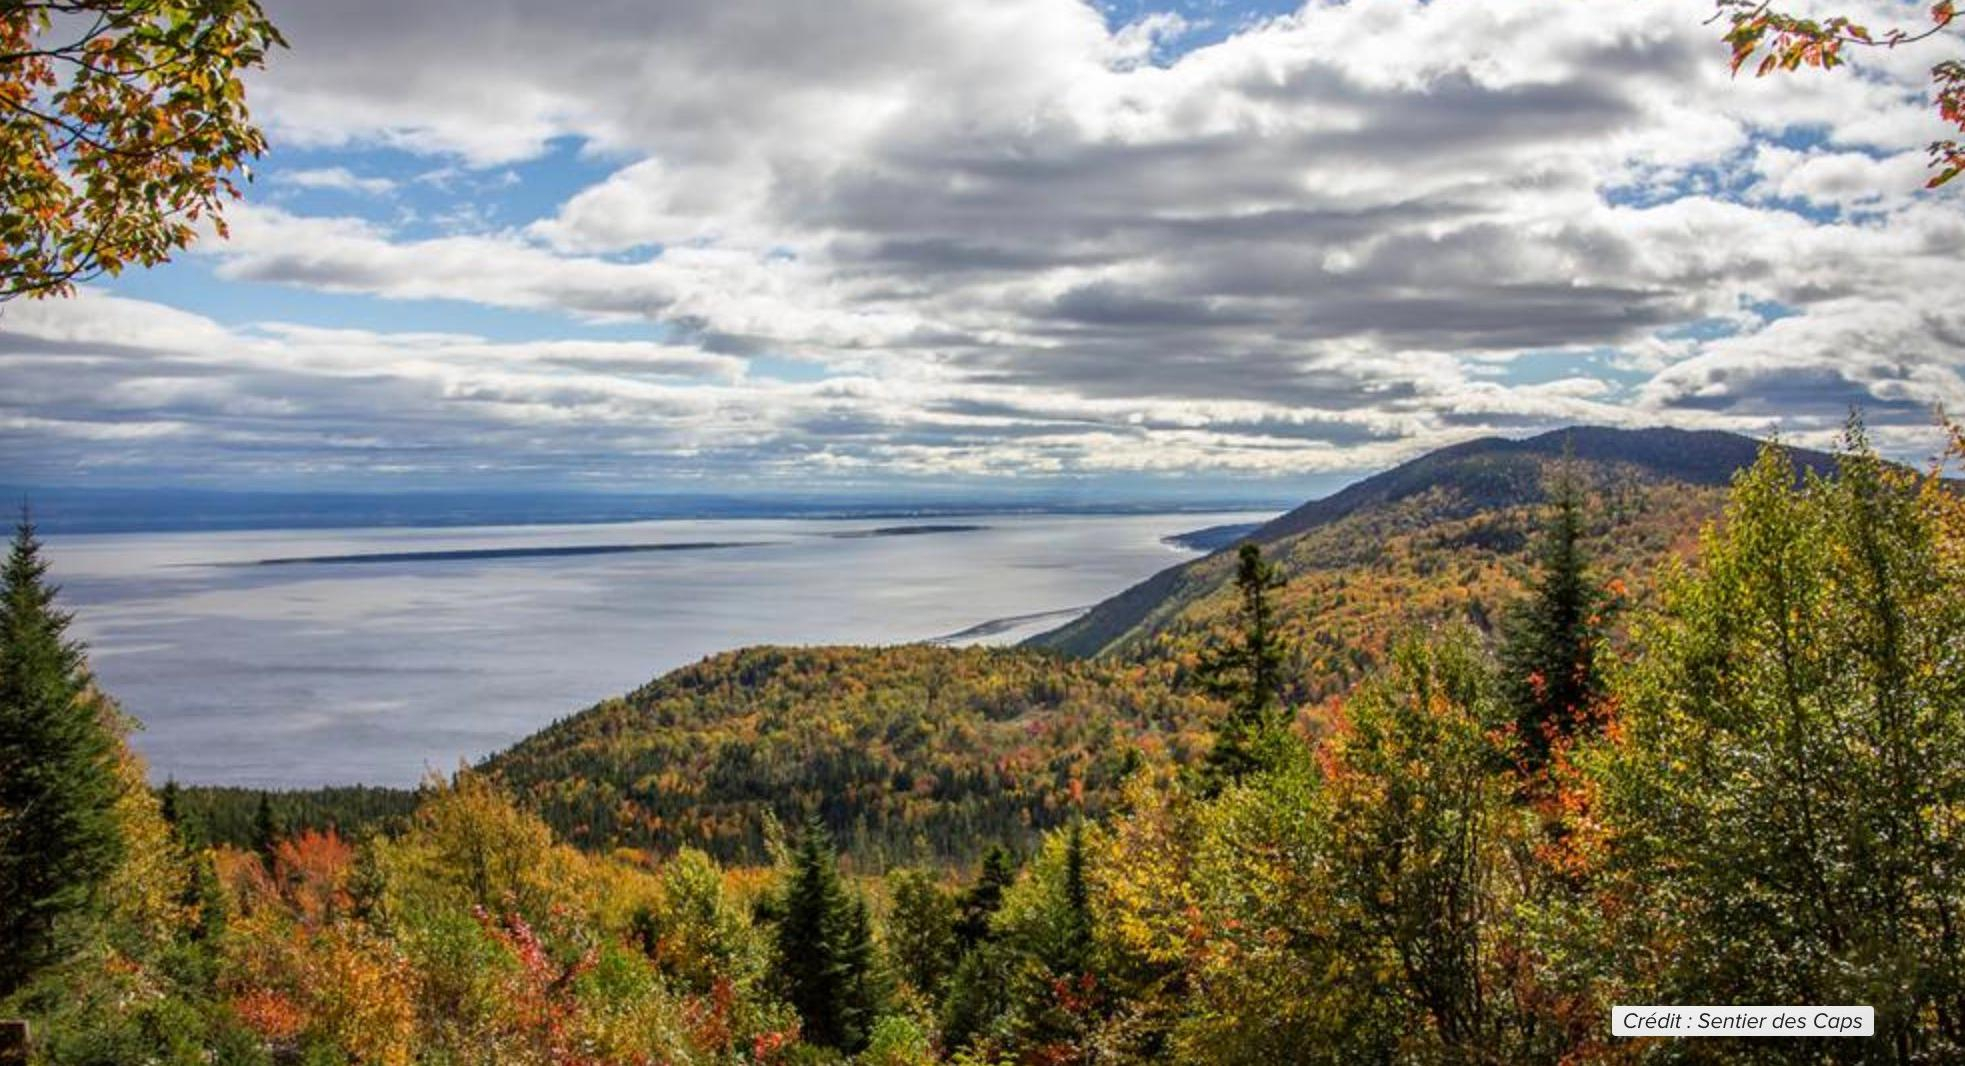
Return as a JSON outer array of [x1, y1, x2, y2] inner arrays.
[[231, 987, 307, 1042], [274, 828, 356, 926]]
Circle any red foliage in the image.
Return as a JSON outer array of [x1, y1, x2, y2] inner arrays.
[[473, 906, 601, 1065], [273, 828, 355, 926]]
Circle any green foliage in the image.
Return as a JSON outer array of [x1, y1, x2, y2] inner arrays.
[[858, 1014, 934, 1066], [939, 941, 1015, 1056], [953, 845, 1016, 951], [776, 821, 890, 1052], [940, 823, 1112, 1061], [1589, 430, 1965, 1058], [251, 792, 279, 860], [6, 942, 269, 1066], [1319, 632, 1556, 1059], [884, 867, 958, 999], [0, 515, 125, 998], [486, 644, 1212, 865], [1194, 544, 1287, 793], [1500, 453, 1615, 771], [168, 784, 418, 850], [645, 845, 768, 996]]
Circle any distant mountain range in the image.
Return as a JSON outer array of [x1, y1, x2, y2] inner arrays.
[[1027, 426, 1840, 662]]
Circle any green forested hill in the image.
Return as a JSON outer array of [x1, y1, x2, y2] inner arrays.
[[1027, 426, 1838, 667], [480, 644, 1211, 865], [480, 427, 1816, 864]]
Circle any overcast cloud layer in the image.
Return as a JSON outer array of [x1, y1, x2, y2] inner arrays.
[[3, 0, 1961, 492]]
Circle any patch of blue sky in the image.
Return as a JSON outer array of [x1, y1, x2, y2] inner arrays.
[[1599, 125, 1924, 224], [103, 257, 679, 345], [255, 137, 622, 236], [746, 356, 834, 384], [1601, 155, 1760, 209], [1741, 297, 1799, 323], [1650, 298, 1795, 343], [1094, 0, 1302, 60], [1475, 348, 1651, 392]]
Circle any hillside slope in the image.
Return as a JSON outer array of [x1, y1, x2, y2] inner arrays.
[[483, 427, 1842, 864], [1028, 427, 1837, 670], [481, 644, 1209, 865]]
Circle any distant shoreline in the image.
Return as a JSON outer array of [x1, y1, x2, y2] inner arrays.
[[1160, 521, 1264, 552], [228, 523, 997, 567], [14, 486, 1293, 536], [827, 524, 986, 539], [243, 541, 764, 567], [927, 606, 1091, 644]]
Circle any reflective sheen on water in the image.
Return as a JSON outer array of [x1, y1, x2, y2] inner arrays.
[[47, 512, 1270, 787]]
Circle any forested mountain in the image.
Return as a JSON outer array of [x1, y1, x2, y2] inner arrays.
[[482, 645, 1210, 866], [187, 428, 1867, 870], [1029, 427, 1839, 666], [478, 427, 1810, 864]]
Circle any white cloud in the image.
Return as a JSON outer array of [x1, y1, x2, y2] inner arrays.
[[1750, 145, 1931, 210], [11, 0, 1962, 485], [278, 166, 398, 196]]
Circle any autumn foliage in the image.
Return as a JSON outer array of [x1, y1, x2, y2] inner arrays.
[[0, 0, 284, 298], [6, 424, 1965, 1062]]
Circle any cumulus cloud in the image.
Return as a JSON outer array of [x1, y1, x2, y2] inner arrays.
[[278, 166, 398, 197], [9, 0, 1963, 488]]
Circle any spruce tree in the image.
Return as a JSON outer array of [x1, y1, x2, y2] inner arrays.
[[0, 514, 124, 997], [834, 892, 888, 1052], [954, 844, 1016, 949], [158, 777, 180, 827], [1197, 542, 1288, 792], [1499, 452, 1611, 771], [1055, 820, 1092, 976], [775, 820, 884, 1052], [251, 790, 281, 860], [885, 866, 958, 997]]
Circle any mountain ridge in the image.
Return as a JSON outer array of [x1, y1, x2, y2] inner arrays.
[[1026, 426, 1841, 659]]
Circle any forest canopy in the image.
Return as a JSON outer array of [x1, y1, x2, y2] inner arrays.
[[4, 426, 1962, 1062]]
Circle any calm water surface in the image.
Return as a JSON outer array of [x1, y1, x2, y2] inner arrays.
[[47, 512, 1270, 787]]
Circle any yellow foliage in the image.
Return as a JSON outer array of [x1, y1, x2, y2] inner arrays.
[[1089, 767, 1202, 969], [379, 769, 658, 931], [98, 703, 193, 944]]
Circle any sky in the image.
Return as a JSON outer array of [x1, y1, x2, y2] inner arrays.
[[2, 0, 1962, 499]]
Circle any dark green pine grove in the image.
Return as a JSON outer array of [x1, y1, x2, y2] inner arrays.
[[0, 515, 124, 998]]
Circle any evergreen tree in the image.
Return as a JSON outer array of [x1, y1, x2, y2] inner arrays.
[[1197, 542, 1288, 792], [775, 820, 884, 1051], [251, 790, 281, 860], [158, 777, 180, 827], [1499, 452, 1611, 771], [954, 844, 1016, 949], [834, 891, 888, 1052], [1056, 820, 1092, 976], [0, 514, 124, 998]]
